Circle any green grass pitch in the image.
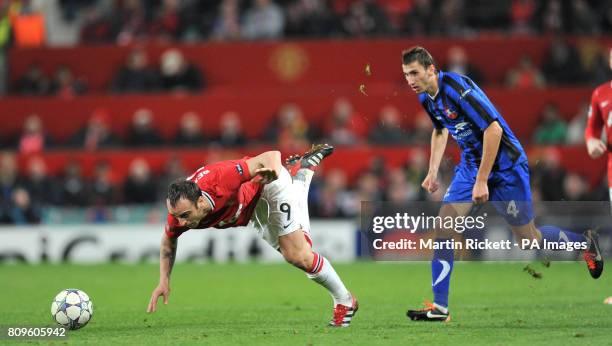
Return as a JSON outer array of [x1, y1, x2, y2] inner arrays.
[[1, 262, 610, 345]]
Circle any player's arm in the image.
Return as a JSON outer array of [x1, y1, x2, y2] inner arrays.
[[585, 89, 606, 159], [422, 127, 448, 193], [147, 232, 178, 313], [473, 121, 503, 203], [245, 150, 282, 184]]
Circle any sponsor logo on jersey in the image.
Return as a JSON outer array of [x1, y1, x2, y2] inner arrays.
[[453, 122, 472, 139], [445, 108, 458, 119]]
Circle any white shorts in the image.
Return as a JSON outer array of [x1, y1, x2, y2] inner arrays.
[[250, 167, 311, 250]]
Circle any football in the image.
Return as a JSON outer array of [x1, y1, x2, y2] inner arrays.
[[50, 289, 93, 330]]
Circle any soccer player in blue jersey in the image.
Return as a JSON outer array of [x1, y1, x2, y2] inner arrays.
[[401, 46, 604, 322]]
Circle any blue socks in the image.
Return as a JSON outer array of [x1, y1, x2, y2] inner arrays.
[[429, 227, 583, 308], [538, 225, 586, 247], [431, 239, 454, 308]]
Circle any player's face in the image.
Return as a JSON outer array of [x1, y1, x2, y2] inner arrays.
[[167, 197, 205, 228], [402, 61, 435, 94]]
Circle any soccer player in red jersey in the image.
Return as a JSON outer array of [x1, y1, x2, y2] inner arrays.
[[146, 144, 358, 327], [586, 47, 612, 201]]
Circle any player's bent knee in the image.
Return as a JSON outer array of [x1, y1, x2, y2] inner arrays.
[[281, 249, 311, 270], [278, 229, 313, 270]]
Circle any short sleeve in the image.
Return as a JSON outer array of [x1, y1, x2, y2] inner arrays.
[[444, 74, 499, 131]]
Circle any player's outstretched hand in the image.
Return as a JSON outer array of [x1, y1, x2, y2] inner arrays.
[[253, 167, 278, 184], [421, 173, 439, 193], [472, 180, 489, 204], [147, 283, 170, 313], [587, 138, 606, 159]]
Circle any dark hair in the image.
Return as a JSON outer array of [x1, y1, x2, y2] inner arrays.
[[402, 46, 436, 68], [167, 179, 201, 207]]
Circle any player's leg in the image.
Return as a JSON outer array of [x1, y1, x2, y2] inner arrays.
[[257, 166, 357, 327], [286, 143, 335, 240], [493, 162, 603, 278], [277, 230, 358, 328], [407, 165, 474, 322]]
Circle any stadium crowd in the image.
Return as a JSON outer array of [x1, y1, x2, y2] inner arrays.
[[59, 0, 612, 42], [0, 99, 608, 224]]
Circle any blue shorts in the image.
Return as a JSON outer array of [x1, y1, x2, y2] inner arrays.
[[443, 161, 534, 226]]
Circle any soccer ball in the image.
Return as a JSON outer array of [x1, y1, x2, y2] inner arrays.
[[50, 289, 93, 330]]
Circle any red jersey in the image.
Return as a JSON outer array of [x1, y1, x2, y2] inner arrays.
[[585, 81, 612, 185], [165, 158, 264, 238]]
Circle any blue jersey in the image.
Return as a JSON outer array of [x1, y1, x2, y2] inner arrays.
[[418, 71, 527, 171]]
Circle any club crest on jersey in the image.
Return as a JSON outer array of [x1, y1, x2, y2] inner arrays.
[[444, 108, 458, 119]]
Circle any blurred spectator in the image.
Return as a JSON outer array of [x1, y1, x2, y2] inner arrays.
[[159, 48, 205, 92], [15, 62, 50, 95], [505, 55, 545, 89], [111, 47, 161, 93], [311, 168, 355, 217], [601, 2, 612, 33], [113, 0, 148, 44], [69, 109, 121, 150], [211, 0, 242, 41], [510, 0, 536, 34], [537, 0, 564, 34], [215, 111, 247, 147], [59, 0, 97, 22], [0, 152, 21, 223], [324, 97, 367, 146], [91, 160, 119, 206], [341, 0, 391, 37], [262, 103, 312, 152], [49, 65, 87, 98], [7, 187, 41, 224], [22, 156, 59, 207], [532, 103, 567, 144], [242, 0, 285, 40], [532, 148, 566, 201], [404, 149, 428, 200], [179, 1, 219, 41], [401, 0, 435, 35], [568, 0, 598, 35], [563, 173, 590, 201], [149, 0, 182, 41], [588, 46, 612, 86], [173, 111, 207, 147], [157, 155, 186, 200], [578, 40, 606, 85], [410, 111, 434, 145], [10, 2, 45, 47], [80, 5, 114, 43], [17, 114, 53, 155], [355, 172, 383, 202], [386, 167, 418, 203], [58, 160, 90, 206], [284, 0, 341, 38], [542, 37, 584, 85], [435, 0, 466, 36], [566, 102, 589, 145], [369, 105, 409, 145], [123, 158, 158, 204], [443, 45, 483, 85], [127, 108, 164, 147]]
